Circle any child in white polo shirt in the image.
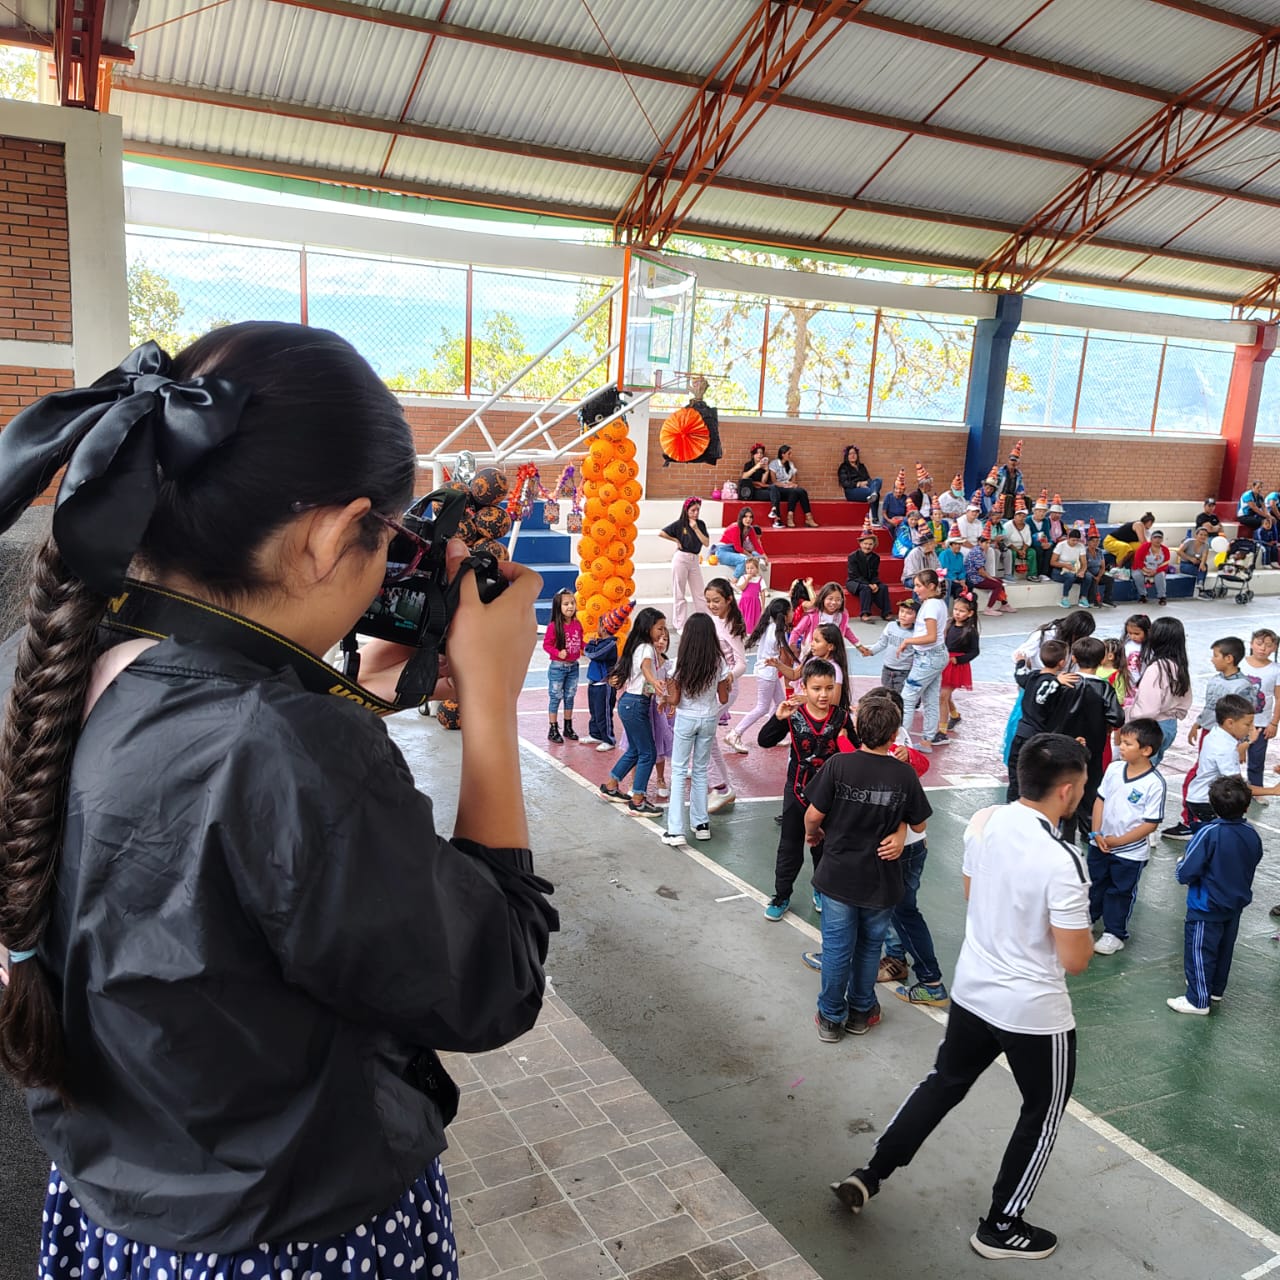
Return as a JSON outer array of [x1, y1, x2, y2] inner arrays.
[[1186, 693, 1280, 829], [1089, 718, 1166, 955]]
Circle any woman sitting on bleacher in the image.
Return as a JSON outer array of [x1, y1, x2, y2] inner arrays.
[[739, 443, 775, 503], [837, 445, 882, 524], [1103, 511, 1154, 568], [713, 506, 768, 577], [769, 445, 817, 528]]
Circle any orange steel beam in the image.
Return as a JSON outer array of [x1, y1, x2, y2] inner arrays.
[[54, 0, 106, 108], [613, 0, 867, 246], [0, 24, 132, 60], [112, 77, 1280, 281], [1234, 271, 1280, 319], [976, 26, 1280, 292], [1146, 0, 1273, 34]]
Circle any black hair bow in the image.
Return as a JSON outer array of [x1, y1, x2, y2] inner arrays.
[[0, 342, 250, 594]]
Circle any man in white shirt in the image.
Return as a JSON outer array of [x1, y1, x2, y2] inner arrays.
[[831, 734, 1093, 1262], [937, 474, 968, 521], [954, 502, 985, 548], [1001, 507, 1038, 580], [1050, 526, 1088, 608]]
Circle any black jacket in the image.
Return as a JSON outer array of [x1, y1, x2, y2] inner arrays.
[[846, 548, 882, 586], [4, 633, 556, 1251]]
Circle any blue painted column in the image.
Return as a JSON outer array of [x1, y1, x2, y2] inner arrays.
[[963, 293, 1023, 497]]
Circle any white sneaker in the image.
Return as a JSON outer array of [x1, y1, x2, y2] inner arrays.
[[693, 823, 711, 840], [657, 786, 670, 798], [595, 741, 615, 752], [660, 831, 684, 847], [724, 732, 749, 754], [1166, 995, 1209, 1015], [1093, 932, 1126, 955], [581, 735, 600, 744], [707, 789, 736, 814]]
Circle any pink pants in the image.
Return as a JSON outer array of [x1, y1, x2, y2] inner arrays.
[[671, 552, 707, 630]]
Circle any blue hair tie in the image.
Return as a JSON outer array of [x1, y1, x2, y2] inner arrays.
[[7, 949, 35, 964]]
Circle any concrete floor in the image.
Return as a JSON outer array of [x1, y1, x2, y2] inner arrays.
[[395, 613, 1280, 1280]]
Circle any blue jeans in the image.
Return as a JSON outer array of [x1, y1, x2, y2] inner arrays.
[[883, 840, 942, 984], [1052, 569, 1085, 602], [667, 711, 718, 835], [712, 546, 748, 576], [1154, 717, 1177, 765], [612, 693, 656, 795], [547, 661, 579, 715], [843, 478, 882, 522], [818, 897, 895, 1021], [902, 646, 948, 739]]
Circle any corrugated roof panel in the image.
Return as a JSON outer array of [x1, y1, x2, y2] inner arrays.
[[926, 61, 1154, 158], [387, 135, 632, 211], [408, 40, 688, 160], [1098, 185, 1229, 246], [1063, 243, 1259, 298], [1162, 199, 1280, 267], [786, 23, 981, 116], [132, 0, 432, 119], [718, 112, 909, 197], [860, 136, 1071, 221], [681, 187, 848, 240], [1179, 127, 1280, 198], [1007, 0, 1252, 94], [440, 0, 757, 78], [863, 0, 1049, 45], [827, 208, 1005, 265]]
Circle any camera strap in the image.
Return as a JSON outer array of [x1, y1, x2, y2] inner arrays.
[[102, 578, 402, 716]]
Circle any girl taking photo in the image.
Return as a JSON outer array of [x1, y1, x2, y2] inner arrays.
[[0, 324, 556, 1279]]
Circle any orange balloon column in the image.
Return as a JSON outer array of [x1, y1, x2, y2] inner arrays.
[[576, 423, 641, 637]]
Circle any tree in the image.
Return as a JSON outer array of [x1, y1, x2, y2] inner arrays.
[[0, 49, 38, 102], [128, 259, 186, 351]]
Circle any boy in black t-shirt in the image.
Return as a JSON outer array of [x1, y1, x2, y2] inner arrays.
[[1060, 636, 1125, 843], [805, 696, 931, 1040], [1006, 639, 1081, 802]]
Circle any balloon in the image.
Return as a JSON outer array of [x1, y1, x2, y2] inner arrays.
[[601, 420, 627, 442], [586, 592, 610, 618], [605, 541, 628, 564], [577, 535, 598, 562], [617, 558, 634, 579], [589, 438, 616, 463], [596, 482, 619, 505], [581, 454, 605, 482], [584, 497, 606, 522], [604, 458, 638, 486], [706, 553, 719, 566], [613, 437, 637, 461], [473, 505, 511, 540], [1211, 535, 1229, 553], [602, 576, 628, 602], [608, 499, 638, 525], [590, 556, 613, 580], [467, 466, 509, 506], [619, 480, 643, 503], [590, 517, 618, 544], [477, 537, 508, 562]]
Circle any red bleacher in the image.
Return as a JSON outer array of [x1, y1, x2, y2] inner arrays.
[[717, 500, 914, 611]]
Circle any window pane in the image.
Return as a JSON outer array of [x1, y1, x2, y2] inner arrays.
[[1005, 327, 1084, 427], [1075, 334, 1163, 431], [1153, 342, 1232, 435]]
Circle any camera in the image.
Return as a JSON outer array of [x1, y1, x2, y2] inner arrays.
[[346, 486, 507, 707]]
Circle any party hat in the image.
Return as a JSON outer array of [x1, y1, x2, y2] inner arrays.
[[982, 521, 993, 539], [905, 496, 918, 515], [915, 461, 927, 485], [861, 512, 874, 533], [894, 467, 906, 491], [1011, 438, 1023, 460], [1014, 495, 1027, 514], [601, 599, 634, 636], [985, 465, 999, 485], [1052, 493, 1062, 506], [951, 473, 963, 492], [1088, 518, 1099, 538], [1038, 487, 1049, 503], [970, 489, 983, 505]]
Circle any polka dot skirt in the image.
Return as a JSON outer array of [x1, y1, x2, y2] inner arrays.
[[38, 1161, 457, 1280]]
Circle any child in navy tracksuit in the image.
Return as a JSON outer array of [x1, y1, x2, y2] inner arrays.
[[1169, 774, 1263, 1015], [584, 634, 619, 748]]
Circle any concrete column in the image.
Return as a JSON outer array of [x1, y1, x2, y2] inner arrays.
[[1217, 322, 1277, 504], [963, 293, 1023, 496]]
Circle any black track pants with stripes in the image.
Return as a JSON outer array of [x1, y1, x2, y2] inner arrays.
[[867, 1000, 1076, 1223]]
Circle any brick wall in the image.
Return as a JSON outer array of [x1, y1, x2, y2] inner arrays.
[[0, 137, 71, 343]]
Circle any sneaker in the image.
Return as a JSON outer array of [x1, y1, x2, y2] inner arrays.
[[947, 714, 961, 730], [846, 1003, 881, 1035], [924, 732, 950, 746], [970, 1216, 1058, 1260], [815, 1012, 842, 1043], [1137, 595, 1148, 604], [628, 797, 662, 816], [768, 508, 780, 521], [999, 603, 1017, 613], [915, 738, 933, 754], [830, 1169, 878, 1213], [1093, 932, 1125, 955], [693, 823, 711, 841], [547, 724, 563, 743], [813, 890, 823, 913], [599, 781, 625, 801], [595, 741, 616, 752], [562, 725, 579, 741], [707, 788, 736, 814], [1060, 598, 1071, 608], [1158, 597, 1167, 606], [1079, 599, 1092, 609], [724, 731, 749, 755], [581, 734, 600, 744], [877, 956, 909, 984], [774, 813, 784, 825], [771, 517, 784, 528], [1271, 904, 1280, 918], [983, 607, 1001, 617], [1166, 995, 1210, 1015], [764, 896, 790, 921], [893, 980, 950, 1007], [656, 786, 670, 798], [660, 830, 684, 846], [1211, 994, 1223, 1002], [1162, 822, 1194, 841], [802, 950, 822, 970]]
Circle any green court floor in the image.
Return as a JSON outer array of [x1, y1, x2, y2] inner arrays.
[[694, 787, 1280, 1237]]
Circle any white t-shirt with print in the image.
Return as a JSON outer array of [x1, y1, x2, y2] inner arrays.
[[913, 597, 948, 653], [953, 802, 1090, 1035], [1052, 540, 1086, 572], [1097, 760, 1166, 860], [1242, 658, 1280, 727], [1186, 725, 1245, 805], [622, 643, 656, 697], [673, 661, 730, 719]]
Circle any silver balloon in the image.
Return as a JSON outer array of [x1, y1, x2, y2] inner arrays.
[[453, 451, 477, 484]]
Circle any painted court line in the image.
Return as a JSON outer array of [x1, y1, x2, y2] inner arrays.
[[518, 737, 1280, 1268]]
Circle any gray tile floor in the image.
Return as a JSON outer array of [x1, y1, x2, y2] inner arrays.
[[440, 993, 818, 1280]]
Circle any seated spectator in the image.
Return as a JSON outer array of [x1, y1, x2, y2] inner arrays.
[[846, 524, 892, 621], [1258, 516, 1280, 566], [1046, 496, 1067, 546], [955, 499, 984, 547], [938, 530, 967, 599], [883, 469, 909, 533], [909, 464, 938, 522], [1133, 530, 1171, 605], [1175, 526, 1212, 588], [893, 509, 925, 558], [713, 506, 768, 576], [769, 445, 816, 528], [1268, 488, 1280, 524], [966, 530, 1014, 615], [1104, 511, 1154, 567], [902, 529, 939, 590], [1029, 498, 1054, 564], [838, 445, 883, 523], [979, 472, 1000, 517], [739, 443, 774, 503], [1193, 498, 1223, 536], [1050, 525, 1089, 609], [1001, 501, 1038, 579], [1084, 526, 1114, 608], [1237, 480, 1266, 532], [937, 474, 968, 521]]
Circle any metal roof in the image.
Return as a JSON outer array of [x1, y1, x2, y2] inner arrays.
[[35, 0, 1280, 305]]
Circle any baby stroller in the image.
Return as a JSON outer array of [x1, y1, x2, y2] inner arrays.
[[1204, 537, 1256, 604]]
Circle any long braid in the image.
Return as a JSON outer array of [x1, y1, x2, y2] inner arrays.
[[0, 537, 107, 1092]]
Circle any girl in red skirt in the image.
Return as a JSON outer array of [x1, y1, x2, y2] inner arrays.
[[938, 592, 980, 737]]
